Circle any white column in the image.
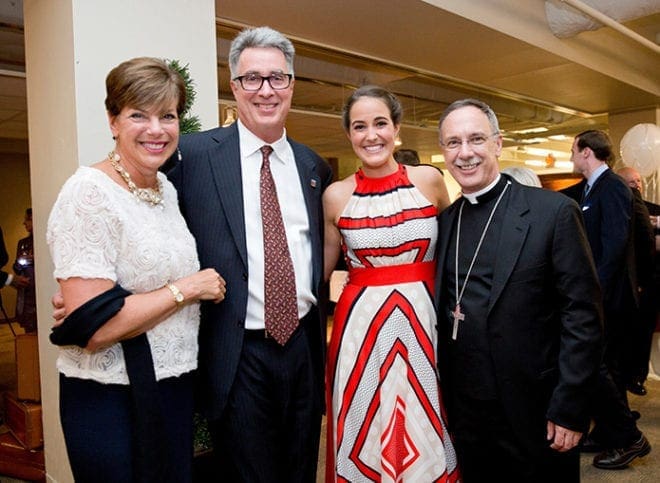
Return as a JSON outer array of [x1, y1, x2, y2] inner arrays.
[[23, 1, 218, 480]]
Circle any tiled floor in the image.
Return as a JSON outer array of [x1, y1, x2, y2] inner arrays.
[[581, 376, 660, 482], [318, 378, 660, 481], [0, 319, 657, 482]]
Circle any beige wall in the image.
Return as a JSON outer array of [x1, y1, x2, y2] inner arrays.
[[609, 108, 660, 161], [609, 108, 660, 204]]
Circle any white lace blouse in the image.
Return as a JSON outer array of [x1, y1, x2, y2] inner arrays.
[[47, 166, 201, 384]]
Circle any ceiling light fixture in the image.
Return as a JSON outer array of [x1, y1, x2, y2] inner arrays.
[[523, 146, 570, 159], [512, 127, 549, 134], [520, 137, 549, 144], [554, 161, 574, 170], [548, 134, 572, 141]]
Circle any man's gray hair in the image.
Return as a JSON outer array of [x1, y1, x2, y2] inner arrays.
[[438, 98, 500, 136], [228, 26, 295, 78]]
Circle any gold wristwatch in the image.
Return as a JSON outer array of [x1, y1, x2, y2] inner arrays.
[[167, 283, 185, 306]]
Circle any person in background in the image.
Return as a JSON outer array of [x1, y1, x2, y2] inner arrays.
[[0, 225, 28, 325], [616, 166, 655, 397], [47, 57, 225, 483], [0, 225, 29, 290], [167, 27, 332, 482], [435, 98, 602, 482], [323, 85, 458, 482], [501, 166, 542, 188], [562, 130, 651, 470], [393, 147, 421, 166], [13, 208, 36, 333]]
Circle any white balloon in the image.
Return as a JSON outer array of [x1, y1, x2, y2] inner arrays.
[[620, 123, 660, 177]]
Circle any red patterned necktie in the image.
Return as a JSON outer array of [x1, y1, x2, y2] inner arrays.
[[260, 145, 299, 345]]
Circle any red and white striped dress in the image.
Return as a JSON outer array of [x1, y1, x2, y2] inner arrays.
[[327, 164, 459, 482]]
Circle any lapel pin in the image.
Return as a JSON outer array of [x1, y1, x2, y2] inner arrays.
[[310, 179, 317, 188]]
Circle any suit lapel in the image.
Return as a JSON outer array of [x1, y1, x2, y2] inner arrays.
[[207, 124, 249, 268], [488, 184, 529, 314], [291, 140, 323, 290], [436, 201, 459, 315]]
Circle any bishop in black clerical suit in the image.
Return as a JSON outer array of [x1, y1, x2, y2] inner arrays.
[[435, 99, 603, 482]]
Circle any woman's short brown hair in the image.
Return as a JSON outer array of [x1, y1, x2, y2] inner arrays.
[[105, 57, 186, 116]]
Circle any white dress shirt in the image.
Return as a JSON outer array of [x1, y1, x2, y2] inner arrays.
[[237, 120, 315, 330]]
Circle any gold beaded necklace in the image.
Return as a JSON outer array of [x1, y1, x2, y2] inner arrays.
[[108, 151, 163, 206]]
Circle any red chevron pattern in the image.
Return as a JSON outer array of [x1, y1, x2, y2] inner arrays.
[[326, 165, 459, 482]]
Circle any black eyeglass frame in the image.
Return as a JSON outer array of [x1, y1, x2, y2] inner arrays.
[[232, 73, 293, 91]]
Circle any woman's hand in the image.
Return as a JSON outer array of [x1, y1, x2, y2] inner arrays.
[[174, 268, 226, 304]]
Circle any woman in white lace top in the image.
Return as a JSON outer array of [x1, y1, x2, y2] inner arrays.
[[47, 57, 226, 483]]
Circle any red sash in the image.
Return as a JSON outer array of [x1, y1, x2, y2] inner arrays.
[[347, 260, 436, 287]]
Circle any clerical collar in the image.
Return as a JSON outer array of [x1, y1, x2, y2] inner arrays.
[[461, 175, 503, 205]]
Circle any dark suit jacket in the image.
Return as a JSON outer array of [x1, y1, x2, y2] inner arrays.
[[167, 123, 333, 420], [631, 188, 655, 290], [0, 226, 9, 286], [563, 170, 637, 311], [435, 178, 602, 456], [646, 200, 660, 216]]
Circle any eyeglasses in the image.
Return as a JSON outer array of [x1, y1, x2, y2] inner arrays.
[[440, 132, 499, 151], [232, 73, 293, 91]]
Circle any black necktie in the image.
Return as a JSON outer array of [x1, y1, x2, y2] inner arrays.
[[582, 183, 590, 203]]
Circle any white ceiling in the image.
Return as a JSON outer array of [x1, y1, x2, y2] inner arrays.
[[1, 0, 659, 172]]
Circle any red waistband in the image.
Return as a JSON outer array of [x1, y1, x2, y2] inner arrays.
[[347, 260, 436, 287]]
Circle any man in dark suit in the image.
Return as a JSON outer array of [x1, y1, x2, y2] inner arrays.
[[563, 130, 651, 469], [435, 99, 602, 482], [616, 166, 655, 397], [167, 27, 332, 481]]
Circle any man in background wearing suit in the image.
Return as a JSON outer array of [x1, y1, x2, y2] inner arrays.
[[167, 27, 332, 481], [616, 166, 655, 397], [563, 130, 651, 469], [435, 99, 602, 481]]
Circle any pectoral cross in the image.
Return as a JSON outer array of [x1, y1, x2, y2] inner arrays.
[[450, 304, 465, 340]]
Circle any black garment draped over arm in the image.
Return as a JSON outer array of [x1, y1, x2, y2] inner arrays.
[[49, 284, 170, 483]]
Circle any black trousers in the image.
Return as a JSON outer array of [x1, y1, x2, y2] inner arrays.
[[621, 288, 656, 384], [60, 371, 195, 483], [208, 318, 322, 483], [589, 303, 642, 448], [451, 396, 579, 483], [589, 363, 641, 448]]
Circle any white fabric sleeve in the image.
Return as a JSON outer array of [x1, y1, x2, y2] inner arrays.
[[47, 172, 121, 282]]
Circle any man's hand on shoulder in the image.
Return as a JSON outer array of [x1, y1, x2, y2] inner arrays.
[[52, 290, 67, 327]]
